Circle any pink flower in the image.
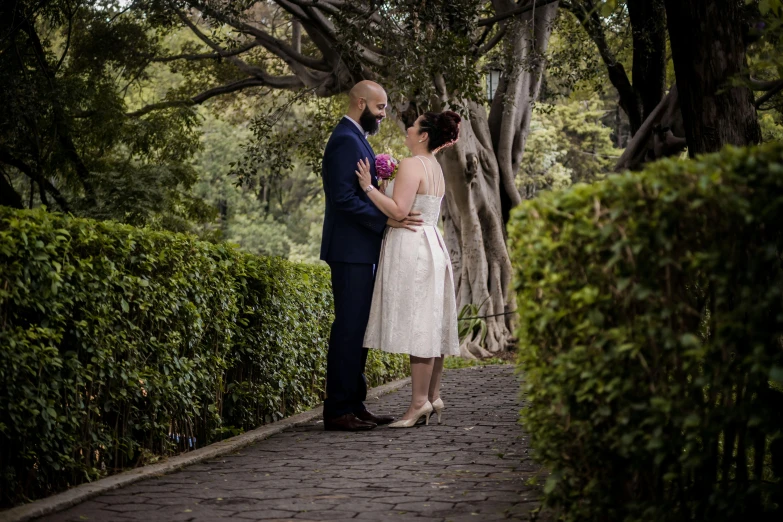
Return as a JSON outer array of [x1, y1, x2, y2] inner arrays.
[[375, 153, 398, 180]]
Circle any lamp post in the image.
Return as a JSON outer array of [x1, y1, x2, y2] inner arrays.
[[486, 69, 501, 101]]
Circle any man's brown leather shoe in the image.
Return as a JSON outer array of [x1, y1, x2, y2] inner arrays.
[[324, 413, 376, 431], [356, 409, 395, 426]]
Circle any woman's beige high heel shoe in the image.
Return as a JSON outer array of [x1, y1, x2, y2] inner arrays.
[[388, 401, 433, 428], [431, 398, 444, 424]]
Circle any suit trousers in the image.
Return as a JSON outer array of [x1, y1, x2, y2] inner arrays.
[[324, 261, 375, 419]]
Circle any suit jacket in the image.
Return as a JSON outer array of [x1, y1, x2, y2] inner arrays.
[[320, 117, 388, 264]]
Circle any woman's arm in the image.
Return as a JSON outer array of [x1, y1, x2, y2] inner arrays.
[[355, 157, 422, 221]]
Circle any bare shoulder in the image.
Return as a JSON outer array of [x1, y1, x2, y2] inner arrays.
[[397, 157, 425, 175], [399, 157, 424, 166]]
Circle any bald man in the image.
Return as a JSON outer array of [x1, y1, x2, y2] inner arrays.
[[320, 81, 421, 431]]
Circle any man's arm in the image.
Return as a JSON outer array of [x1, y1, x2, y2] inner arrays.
[[324, 135, 388, 234]]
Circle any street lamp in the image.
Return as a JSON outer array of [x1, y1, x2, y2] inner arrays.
[[486, 69, 501, 101]]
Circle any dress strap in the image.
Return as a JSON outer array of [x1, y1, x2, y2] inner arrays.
[[419, 156, 443, 197], [414, 156, 430, 195]]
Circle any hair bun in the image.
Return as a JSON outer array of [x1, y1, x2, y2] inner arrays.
[[437, 111, 461, 143], [419, 110, 462, 152]]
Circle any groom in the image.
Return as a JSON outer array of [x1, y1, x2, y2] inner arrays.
[[320, 81, 421, 431]]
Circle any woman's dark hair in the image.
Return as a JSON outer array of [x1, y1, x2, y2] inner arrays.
[[419, 111, 461, 152]]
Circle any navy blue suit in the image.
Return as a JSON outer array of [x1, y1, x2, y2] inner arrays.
[[320, 117, 388, 419]]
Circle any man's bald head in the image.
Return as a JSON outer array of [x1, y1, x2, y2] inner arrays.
[[346, 80, 388, 135], [349, 80, 385, 106]]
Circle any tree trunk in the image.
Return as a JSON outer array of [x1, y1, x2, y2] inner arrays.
[[489, 1, 559, 222], [0, 172, 24, 209], [663, 0, 760, 155], [614, 84, 687, 171], [438, 2, 558, 356], [566, 0, 641, 134], [439, 101, 512, 357], [627, 0, 667, 124]]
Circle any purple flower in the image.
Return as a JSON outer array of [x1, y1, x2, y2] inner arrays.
[[375, 153, 398, 180]]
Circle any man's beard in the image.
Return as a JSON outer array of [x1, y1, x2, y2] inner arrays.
[[359, 106, 382, 135]]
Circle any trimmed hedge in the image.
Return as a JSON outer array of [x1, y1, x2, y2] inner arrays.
[[510, 142, 783, 521], [0, 208, 408, 506]]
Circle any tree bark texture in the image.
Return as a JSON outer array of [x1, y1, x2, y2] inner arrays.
[[442, 2, 559, 356], [488, 1, 559, 220], [614, 84, 686, 171], [440, 102, 512, 357], [627, 0, 667, 124], [663, 0, 760, 155]]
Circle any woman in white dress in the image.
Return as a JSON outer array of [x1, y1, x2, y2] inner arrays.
[[355, 111, 461, 428]]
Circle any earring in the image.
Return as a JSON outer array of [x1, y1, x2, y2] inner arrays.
[[418, 139, 425, 143]]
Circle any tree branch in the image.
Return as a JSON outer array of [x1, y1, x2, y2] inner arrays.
[[127, 75, 302, 117], [755, 80, 783, 108], [244, 26, 334, 71], [0, 146, 71, 211], [55, 3, 76, 73], [296, 2, 337, 35], [478, 0, 561, 27], [474, 24, 494, 48], [285, 0, 384, 25], [286, 0, 340, 18], [0, 168, 24, 209], [566, 0, 642, 132], [196, 1, 333, 70], [185, 1, 335, 86], [627, 0, 666, 125], [151, 41, 261, 63], [175, 9, 272, 79], [292, 19, 301, 52], [478, 25, 507, 55], [615, 85, 683, 171], [749, 77, 783, 91], [269, 0, 313, 23], [275, 0, 384, 66], [20, 15, 95, 205]]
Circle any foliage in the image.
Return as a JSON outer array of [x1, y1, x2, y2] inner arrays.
[[230, 92, 407, 196], [369, 0, 486, 109], [542, 6, 628, 99], [458, 303, 488, 346], [746, 0, 783, 86], [509, 142, 783, 521], [210, 93, 406, 263], [0, 0, 211, 227], [230, 92, 337, 192], [760, 111, 783, 142], [746, 1, 783, 129], [0, 207, 408, 506], [519, 95, 616, 196]]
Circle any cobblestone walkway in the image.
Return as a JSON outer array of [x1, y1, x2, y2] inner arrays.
[[39, 365, 547, 522]]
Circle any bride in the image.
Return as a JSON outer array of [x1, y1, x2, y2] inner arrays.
[[355, 110, 462, 428]]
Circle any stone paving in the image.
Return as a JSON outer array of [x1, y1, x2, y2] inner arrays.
[[38, 365, 549, 522]]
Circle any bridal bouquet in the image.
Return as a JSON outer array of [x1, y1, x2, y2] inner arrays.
[[375, 153, 399, 181]]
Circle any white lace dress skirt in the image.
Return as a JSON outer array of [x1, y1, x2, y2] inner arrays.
[[363, 195, 460, 358]]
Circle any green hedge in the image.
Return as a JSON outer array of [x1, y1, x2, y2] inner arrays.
[[510, 142, 783, 521], [0, 208, 408, 506]]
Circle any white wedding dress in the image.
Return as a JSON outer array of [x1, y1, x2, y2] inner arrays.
[[364, 156, 460, 358]]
